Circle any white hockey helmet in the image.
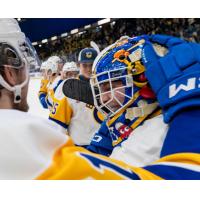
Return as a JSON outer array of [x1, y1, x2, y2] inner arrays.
[[46, 60, 58, 74], [62, 62, 79, 72], [48, 56, 62, 64], [0, 18, 41, 103]]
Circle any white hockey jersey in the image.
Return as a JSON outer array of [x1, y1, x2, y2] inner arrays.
[[0, 109, 67, 179], [0, 109, 199, 180], [110, 115, 169, 166], [49, 80, 104, 146], [0, 109, 156, 180]]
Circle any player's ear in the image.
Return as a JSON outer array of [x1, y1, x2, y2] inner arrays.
[[3, 65, 19, 86]]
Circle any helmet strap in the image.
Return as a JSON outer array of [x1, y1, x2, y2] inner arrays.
[[125, 102, 159, 119], [0, 69, 28, 104], [13, 85, 22, 103]]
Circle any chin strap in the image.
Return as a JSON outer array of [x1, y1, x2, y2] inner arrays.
[[125, 101, 159, 120], [0, 70, 29, 103], [13, 85, 22, 103]]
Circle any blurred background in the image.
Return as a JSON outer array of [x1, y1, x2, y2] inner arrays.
[[18, 18, 200, 67]]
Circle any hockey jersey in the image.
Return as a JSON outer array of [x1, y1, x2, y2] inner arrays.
[[0, 108, 200, 180], [110, 114, 168, 167], [38, 79, 49, 109], [49, 77, 104, 146], [87, 91, 162, 157], [38, 76, 62, 111]]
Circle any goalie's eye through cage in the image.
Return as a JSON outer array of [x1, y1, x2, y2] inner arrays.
[[90, 67, 134, 117]]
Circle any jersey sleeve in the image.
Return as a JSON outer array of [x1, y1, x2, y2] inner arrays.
[[49, 96, 73, 130], [36, 138, 142, 180], [87, 121, 114, 156], [37, 108, 200, 180], [38, 79, 49, 109], [47, 79, 63, 111]]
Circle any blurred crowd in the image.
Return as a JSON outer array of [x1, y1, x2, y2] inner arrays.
[[35, 18, 200, 62]]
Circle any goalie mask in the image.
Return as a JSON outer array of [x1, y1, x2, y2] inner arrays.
[[90, 36, 158, 118], [0, 19, 41, 103]]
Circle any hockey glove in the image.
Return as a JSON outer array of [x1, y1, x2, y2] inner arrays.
[[142, 34, 200, 123]]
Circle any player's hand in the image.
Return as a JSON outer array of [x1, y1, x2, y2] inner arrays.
[[142, 34, 200, 122]]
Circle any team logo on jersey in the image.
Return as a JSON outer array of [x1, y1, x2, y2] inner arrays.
[[111, 123, 133, 146], [115, 122, 133, 140]]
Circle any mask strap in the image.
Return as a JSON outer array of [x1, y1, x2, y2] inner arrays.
[[125, 102, 159, 119]]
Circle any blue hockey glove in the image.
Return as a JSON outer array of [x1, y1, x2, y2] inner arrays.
[[142, 34, 200, 123]]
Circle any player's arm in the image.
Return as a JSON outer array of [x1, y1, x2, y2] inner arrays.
[[46, 77, 63, 111], [87, 120, 114, 156], [53, 79, 63, 93], [38, 78, 49, 109], [134, 34, 200, 179], [49, 84, 73, 132], [45, 79, 63, 111]]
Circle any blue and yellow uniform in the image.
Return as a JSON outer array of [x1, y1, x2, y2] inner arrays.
[[0, 108, 199, 180], [37, 108, 200, 180], [38, 78, 49, 109], [49, 75, 104, 146], [38, 76, 62, 111], [87, 89, 161, 156]]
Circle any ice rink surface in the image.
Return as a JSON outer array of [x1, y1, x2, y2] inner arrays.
[[27, 77, 49, 119]]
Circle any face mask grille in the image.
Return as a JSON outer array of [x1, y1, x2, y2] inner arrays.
[[90, 67, 134, 117]]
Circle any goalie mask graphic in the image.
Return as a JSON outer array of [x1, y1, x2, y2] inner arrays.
[[90, 36, 157, 118]]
